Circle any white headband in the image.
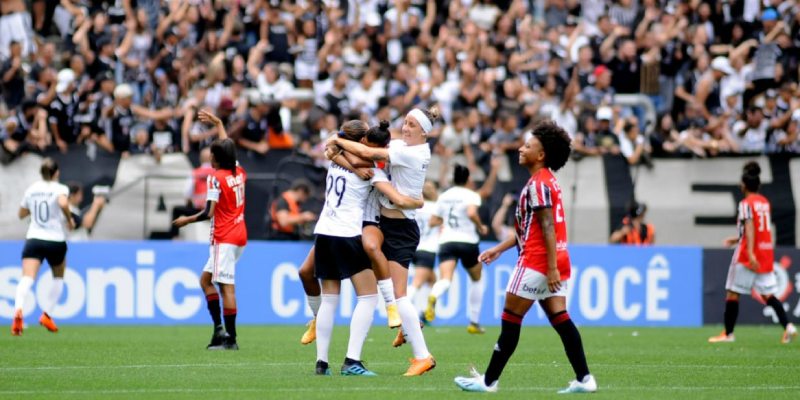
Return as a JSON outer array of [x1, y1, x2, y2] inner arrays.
[[408, 109, 432, 134]]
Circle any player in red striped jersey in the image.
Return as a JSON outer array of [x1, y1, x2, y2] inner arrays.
[[454, 121, 596, 394], [709, 162, 797, 344], [174, 110, 246, 350]]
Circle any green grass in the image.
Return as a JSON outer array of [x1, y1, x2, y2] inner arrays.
[[1, 324, 798, 399]]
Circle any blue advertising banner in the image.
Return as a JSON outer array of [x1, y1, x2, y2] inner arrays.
[[0, 241, 702, 326]]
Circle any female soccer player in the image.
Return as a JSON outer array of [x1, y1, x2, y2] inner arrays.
[[174, 110, 246, 351], [454, 121, 597, 393], [12, 158, 75, 335], [313, 121, 422, 376], [329, 108, 437, 376], [708, 162, 797, 344]]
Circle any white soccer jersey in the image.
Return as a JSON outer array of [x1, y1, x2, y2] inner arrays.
[[363, 186, 382, 224], [375, 139, 430, 219], [314, 163, 374, 237], [416, 200, 440, 253], [435, 186, 482, 245], [20, 181, 70, 242]]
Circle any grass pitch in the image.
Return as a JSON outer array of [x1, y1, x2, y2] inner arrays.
[[1, 324, 797, 399]]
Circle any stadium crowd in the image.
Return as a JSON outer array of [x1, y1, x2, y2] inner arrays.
[[1, 0, 800, 179]]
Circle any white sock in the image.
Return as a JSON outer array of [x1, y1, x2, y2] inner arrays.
[[315, 294, 339, 363], [397, 296, 430, 359], [307, 295, 321, 317], [467, 276, 486, 324], [44, 278, 64, 315], [417, 284, 432, 310], [14, 276, 34, 312], [407, 285, 418, 303], [346, 294, 378, 361], [429, 279, 451, 300], [378, 279, 396, 306]]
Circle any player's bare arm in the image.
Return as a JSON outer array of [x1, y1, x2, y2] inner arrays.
[[479, 235, 516, 265], [18, 206, 30, 219], [330, 150, 374, 181], [330, 137, 389, 162], [373, 181, 423, 209], [173, 200, 217, 228], [467, 205, 488, 236], [197, 109, 228, 140], [537, 207, 561, 292], [58, 194, 76, 231], [429, 215, 443, 228], [744, 218, 759, 271]]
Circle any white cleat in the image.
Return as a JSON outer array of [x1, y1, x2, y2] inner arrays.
[[782, 323, 798, 344], [454, 367, 498, 393], [558, 374, 597, 394]]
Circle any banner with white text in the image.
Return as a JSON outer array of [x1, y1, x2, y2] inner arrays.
[[0, 241, 702, 326]]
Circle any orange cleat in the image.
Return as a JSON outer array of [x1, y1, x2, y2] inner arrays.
[[11, 309, 23, 336], [392, 328, 406, 347], [403, 355, 436, 376], [708, 331, 735, 343], [39, 313, 59, 333]]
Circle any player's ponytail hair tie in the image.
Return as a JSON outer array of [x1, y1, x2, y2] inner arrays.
[[408, 109, 433, 134]]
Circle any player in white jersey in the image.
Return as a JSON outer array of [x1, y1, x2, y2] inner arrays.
[[329, 107, 437, 376], [66, 183, 108, 241], [12, 158, 75, 335], [312, 121, 423, 376], [408, 182, 440, 310], [424, 161, 499, 334]]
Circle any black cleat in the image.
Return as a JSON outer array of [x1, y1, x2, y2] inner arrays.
[[316, 360, 331, 376], [208, 337, 238, 350], [206, 326, 227, 349]]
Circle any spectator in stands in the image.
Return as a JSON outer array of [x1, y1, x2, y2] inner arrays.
[[610, 201, 655, 245], [578, 65, 614, 114], [732, 105, 769, 154], [1, 40, 25, 109], [170, 147, 214, 239], [269, 180, 317, 240], [595, 106, 621, 155], [617, 116, 651, 166], [230, 91, 270, 155], [48, 69, 80, 153], [2, 99, 48, 162]]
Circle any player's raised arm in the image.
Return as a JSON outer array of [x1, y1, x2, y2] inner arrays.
[[198, 109, 228, 140], [330, 136, 389, 162]]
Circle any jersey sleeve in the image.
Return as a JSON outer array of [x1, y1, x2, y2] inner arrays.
[[433, 198, 445, 218], [529, 180, 553, 210], [388, 143, 419, 169], [738, 200, 752, 221], [468, 191, 482, 207], [206, 175, 221, 203], [19, 187, 30, 209]]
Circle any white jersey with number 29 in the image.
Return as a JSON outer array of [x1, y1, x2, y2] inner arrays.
[[314, 163, 375, 238], [435, 186, 482, 245], [20, 180, 70, 242]]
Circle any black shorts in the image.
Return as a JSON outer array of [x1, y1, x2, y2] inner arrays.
[[362, 221, 379, 228], [314, 234, 371, 280], [380, 216, 420, 268], [412, 250, 436, 269], [438, 242, 480, 269], [21, 239, 67, 266]]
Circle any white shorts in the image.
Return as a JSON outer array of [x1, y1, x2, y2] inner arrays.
[[725, 263, 778, 296], [506, 265, 568, 301], [203, 243, 244, 285]]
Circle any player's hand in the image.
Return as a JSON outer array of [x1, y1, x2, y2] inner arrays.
[[748, 254, 760, 271], [723, 237, 738, 247], [301, 211, 317, 223], [197, 109, 223, 126], [56, 139, 68, 153], [172, 216, 191, 228], [478, 224, 489, 236], [547, 268, 561, 293], [354, 167, 374, 181], [478, 247, 501, 265]]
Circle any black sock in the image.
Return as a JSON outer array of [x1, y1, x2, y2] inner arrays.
[[766, 296, 789, 328], [206, 294, 221, 327], [224, 308, 237, 340], [724, 299, 739, 335], [484, 309, 522, 386], [550, 311, 590, 382]]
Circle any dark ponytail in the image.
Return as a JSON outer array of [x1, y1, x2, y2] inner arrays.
[[366, 120, 391, 147], [40, 158, 59, 181], [741, 161, 761, 193]]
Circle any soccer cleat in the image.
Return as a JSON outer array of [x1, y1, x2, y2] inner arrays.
[[11, 309, 23, 336], [386, 303, 402, 328], [301, 318, 316, 345], [208, 335, 238, 350], [454, 367, 498, 392], [424, 296, 436, 323], [467, 322, 486, 335], [708, 332, 735, 343], [782, 323, 798, 344], [403, 355, 436, 376], [341, 358, 377, 376], [392, 328, 406, 347], [206, 326, 227, 349], [39, 313, 58, 333], [315, 360, 331, 376], [557, 374, 598, 394]]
